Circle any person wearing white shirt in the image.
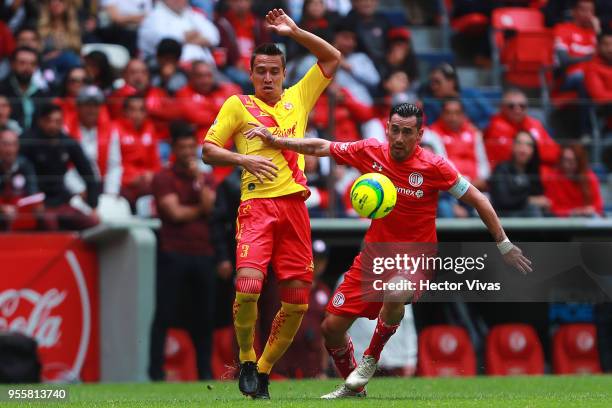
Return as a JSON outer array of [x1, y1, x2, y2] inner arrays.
[[100, 0, 154, 55], [138, 0, 220, 64]]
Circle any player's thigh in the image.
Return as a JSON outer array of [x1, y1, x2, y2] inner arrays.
[[235, 199, 275, 275], [271, 197, 313, 283]]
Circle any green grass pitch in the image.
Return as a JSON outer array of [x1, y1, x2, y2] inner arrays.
[[3, 375, 611, 407]]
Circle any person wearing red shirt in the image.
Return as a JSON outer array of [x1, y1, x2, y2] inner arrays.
[[542, 144, 603, 217], [585, 31, 612, 108], [115, 95, 161, 209], [310, 82, 375, 143], [429, 99, 489, 190], [246, 102, 531, 398], [485, 89, 560, 169], [176, 61, 241, 138]]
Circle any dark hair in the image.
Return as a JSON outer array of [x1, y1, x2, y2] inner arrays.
[[598, 29, 612, 43], [441, 97, 464, 111], [561, 143, 594, 204], [250, 43, 285, 70], [10, 46, 38, 62], [512, 130, 541, 176], [389, 103, 423, 129], [156, 38, 183, 61], [123, 93, 145, 110], [431, 63, 459, 91], [84, 50, 115, 91], [333, 18, 356, 35], [15, 25, 40, 40], [36, 102, 62, 120], [60, 66, 85, 97], [170, 121, 196, 144]]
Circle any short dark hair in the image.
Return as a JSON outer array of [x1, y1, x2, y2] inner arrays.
[[156, 38, 183, 61], [389, 103, 423, 129], [36, 102, 62, 120], [442, 97, 464, 111], [123, 93, 145, 110], [250, 43, 285, 71], [170, 121, 196, 144], [431, 63, 459, 91], [10, 46, 38, 62]]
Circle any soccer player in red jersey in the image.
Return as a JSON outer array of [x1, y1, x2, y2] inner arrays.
[[202, 8, 340, 400], [245, 103, 532, 398]]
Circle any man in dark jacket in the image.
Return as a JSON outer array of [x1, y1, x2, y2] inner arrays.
[[20, 103, 101, 230]]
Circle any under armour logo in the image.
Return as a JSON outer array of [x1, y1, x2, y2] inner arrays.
[[372, 162, 383, 172]]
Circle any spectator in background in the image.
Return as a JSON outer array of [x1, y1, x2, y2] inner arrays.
[[221, 0, 271, 88], [0, 95, 22, 135], [5, 27, 51, 91], [489, 131, 551, 217], [116, 95, 161, 210], [0, 21, 15, 80], [150, 38, 188, 95], [485, 89, 561, 170], [421, 63, 493, 129], [20, 103, 101, 230], [54, 66, 89, 127], [585, 31, 612, 115], [0, 127, 43, 231], [429, 99, 489, 190], [138, 0, 220, 63], [542, 144, 603, 217], [83, 50, 116, 94], [379, 27, 418, 92], [176, 60, 241, 137], [64, 86, 121, 196], [37, 0, 83, 77], [344, 0, 391, 71], [98, 0, 153, 56], [0, 47, 51, 131], [286, 0, 338, 60], [108, 58, 150, 117], [553, 0, 599, 93], [149, 121, 216, 381]]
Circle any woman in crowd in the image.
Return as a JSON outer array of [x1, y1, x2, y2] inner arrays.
[[542, 144, 604, 217], [83, 50, 115, 94], [490, 130, 551, 217], [38, 0, 82, 77]]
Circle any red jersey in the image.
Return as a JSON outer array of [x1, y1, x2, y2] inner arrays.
[[64, 109, 114, 176], [541, 167, 603, 217], [553, 22, 597, 74], [330, 139, 460, 243], [113, 118, 161, 186], [429, 119, 484, 181], [584, 56, 612, 103], [484, 113, 560, 169]]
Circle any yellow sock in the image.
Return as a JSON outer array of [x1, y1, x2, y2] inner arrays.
[[233, 292, 260, 362], [257, 301, 308, 374]]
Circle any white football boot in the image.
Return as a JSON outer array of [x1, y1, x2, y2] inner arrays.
[[320, 383, 367, 399], [345, 355, 377, 390]]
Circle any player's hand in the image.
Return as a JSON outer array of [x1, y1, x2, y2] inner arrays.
[[217, 260, 233, 280], [240, 154, 278, 183], [245, 122, 276, 145], [502, 245, 532, 275], [265, 8, 298, 36]]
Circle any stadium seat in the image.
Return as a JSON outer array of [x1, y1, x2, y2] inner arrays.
[[164, 329, 198, 382], [417, 325, 476, 377], [211, 326, 237, 380], [553, 324, 602, 375], [444, 0, 489, 35], [486, 324, 544, 376], [500, 29, 554, 89], [81, 43, 130, 71]]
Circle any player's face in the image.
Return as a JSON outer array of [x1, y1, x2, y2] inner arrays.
[[250, 55, 285, 104], [386, 114, 423, 161]]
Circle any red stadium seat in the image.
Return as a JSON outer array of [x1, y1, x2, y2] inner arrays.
[[501, 29, 554, 88], [211, 326, 237, 380], [417, 325, 476, 377], [491, 8, 545, 51], [164, 329, 198, 382], [553, 324, 602, 375], [486, 324, 544, 376], [444, 0, 489, 34]]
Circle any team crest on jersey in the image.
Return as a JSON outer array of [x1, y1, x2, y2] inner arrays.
[[284, 102, 293, 110], [409, 172, 423, 187], [332, 292, 345, 307]]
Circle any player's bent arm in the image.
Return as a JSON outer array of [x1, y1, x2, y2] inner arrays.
[[459, 185, 506, 243], [291, 28, 341, 77], [270, 136, 332, 157], [158, 193, 203, 223], [201, 142, 244, 167]]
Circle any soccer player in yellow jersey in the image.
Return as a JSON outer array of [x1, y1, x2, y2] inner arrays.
[[201, 8, 340, 399]]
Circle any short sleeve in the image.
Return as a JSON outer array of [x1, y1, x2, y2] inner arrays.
[[330, 139, 378, 168], [432, 156, 460, 192], [292, 64, 332, 113], [204, 95, 241, 147]]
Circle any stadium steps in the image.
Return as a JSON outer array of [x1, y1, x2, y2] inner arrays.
[[412, 27, 455, 79]]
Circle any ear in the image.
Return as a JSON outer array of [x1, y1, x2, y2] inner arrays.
[[417, 127, 424, 143]]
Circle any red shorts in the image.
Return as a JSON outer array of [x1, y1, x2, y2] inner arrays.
[[235, 194, 313, 283], [327, 252, 433, 320]]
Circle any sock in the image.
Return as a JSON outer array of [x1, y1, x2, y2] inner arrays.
[[326, 336, 357, 379], [257, 287, 309, 374], [233, 277, 262, 363], [364, 316, 400, 361]]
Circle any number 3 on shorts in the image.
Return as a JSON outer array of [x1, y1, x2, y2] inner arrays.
[[240, 244, 250, 258]]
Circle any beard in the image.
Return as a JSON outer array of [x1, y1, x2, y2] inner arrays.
[[14, 72, 33, 86]]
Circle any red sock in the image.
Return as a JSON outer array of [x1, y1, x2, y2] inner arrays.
[[326, 336, 357, 379], [364, 316, 400, 361]]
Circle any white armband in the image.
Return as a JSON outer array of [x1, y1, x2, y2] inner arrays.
[[448, 176, 470, 199], [497, 238, 514, 255]]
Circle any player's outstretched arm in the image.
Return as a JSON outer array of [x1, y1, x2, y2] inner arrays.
[[245, 122, 331, 157], [201, 142, 279, 183], [459, 184, 533, 275], [265, 8, 341, 77]]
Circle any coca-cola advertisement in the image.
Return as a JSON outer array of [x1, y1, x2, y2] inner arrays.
[[0, 234, 99, 382]]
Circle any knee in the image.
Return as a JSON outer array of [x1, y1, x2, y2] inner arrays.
[[321, 318, 341, 340], [381, 302, 405, 323]]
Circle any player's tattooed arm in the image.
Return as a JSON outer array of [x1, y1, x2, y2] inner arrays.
[[245, 122, 332, 157]]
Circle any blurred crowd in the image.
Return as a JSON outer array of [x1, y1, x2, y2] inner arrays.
[[0, 0, 611, 231]]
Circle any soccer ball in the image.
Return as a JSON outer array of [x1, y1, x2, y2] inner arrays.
[[350, 173, 397, 219]]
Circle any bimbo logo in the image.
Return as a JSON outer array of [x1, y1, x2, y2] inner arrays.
[[272, 124, 297, 138]]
